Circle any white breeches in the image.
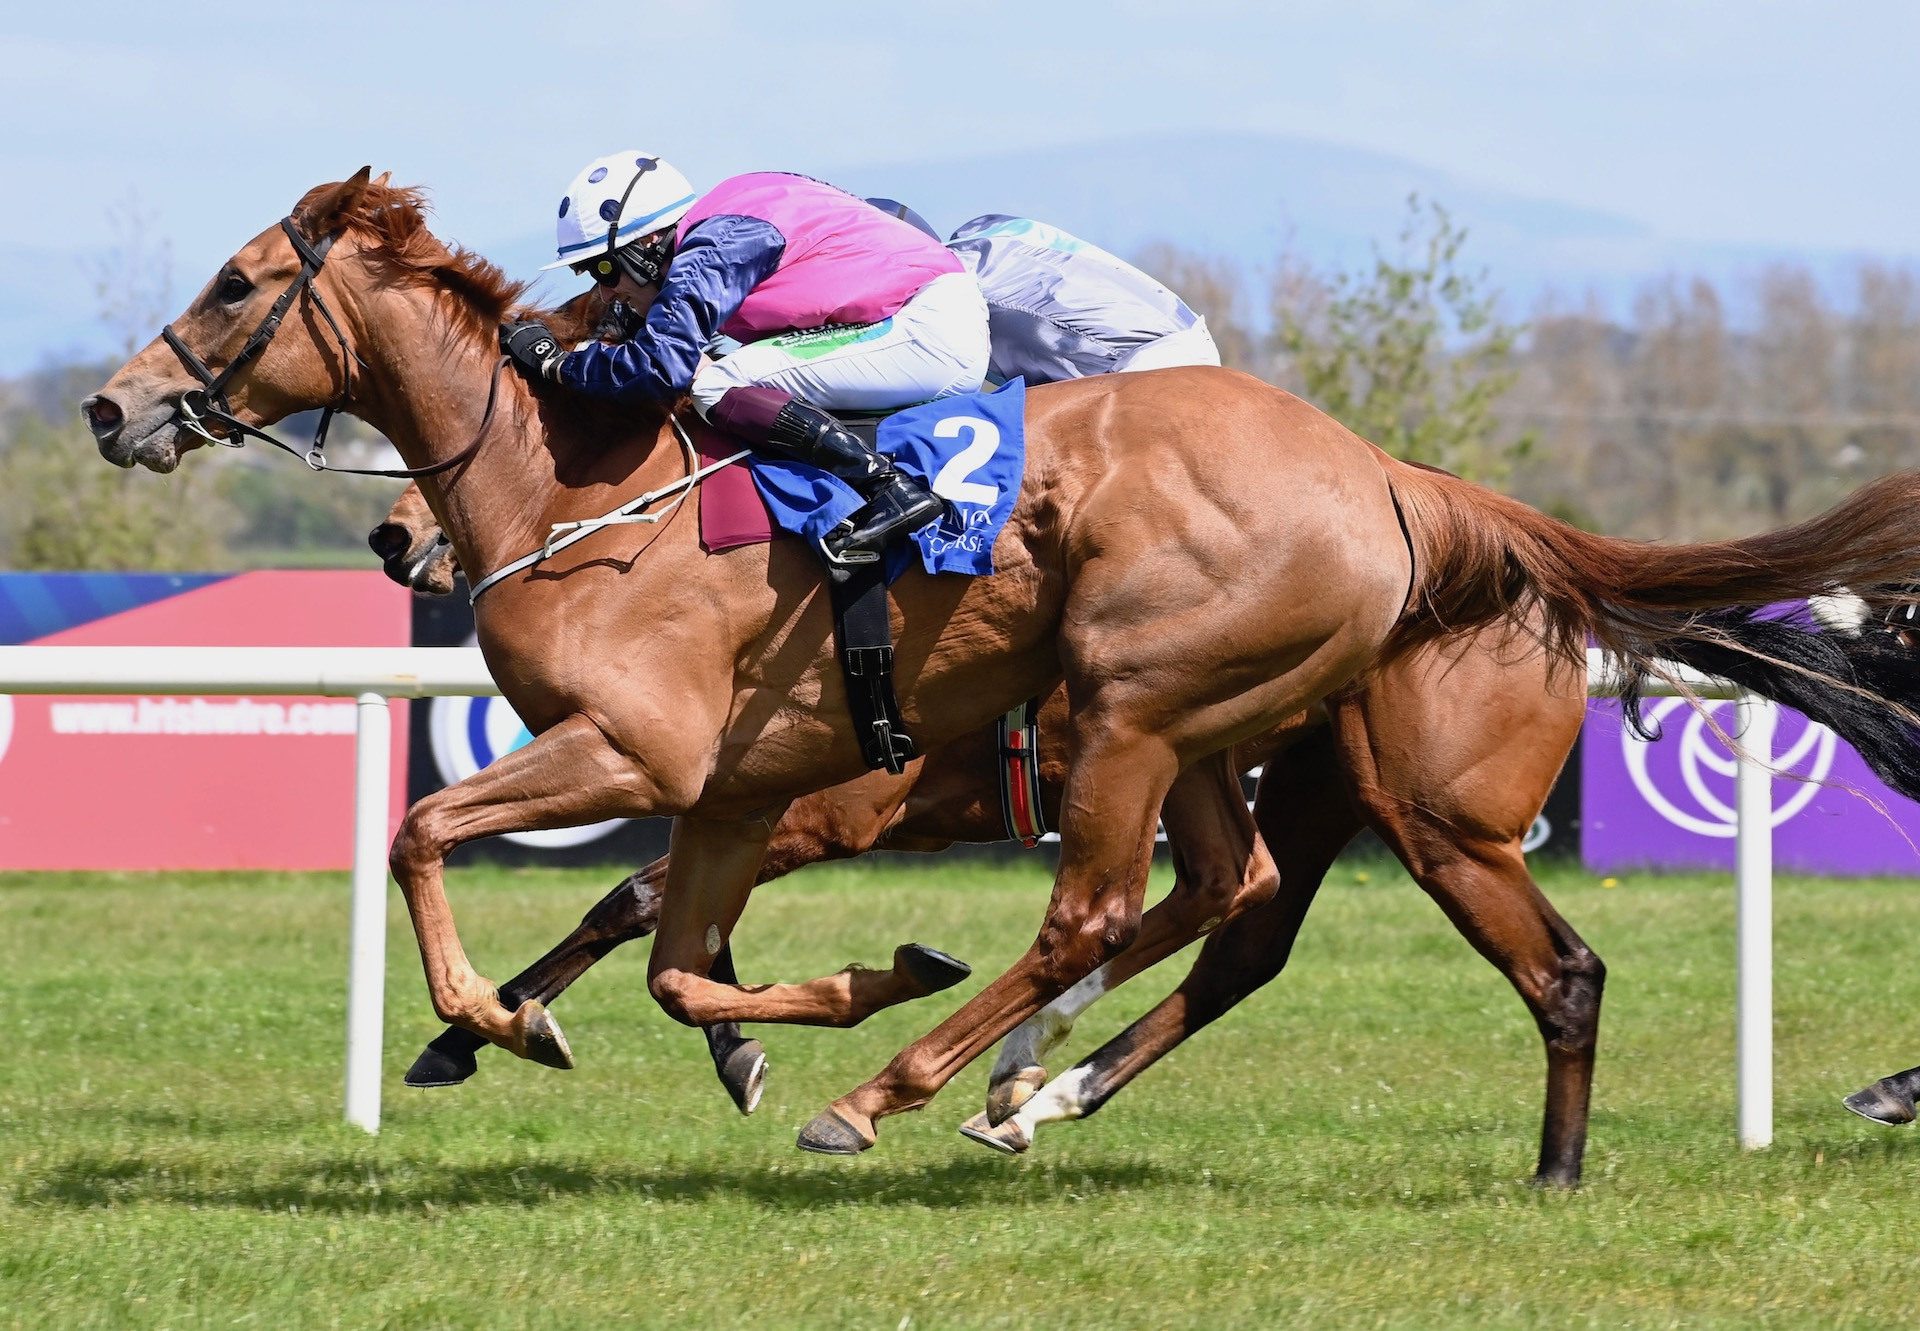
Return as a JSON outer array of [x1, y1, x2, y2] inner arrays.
[[1115, 317, 1222, 372], [690, 271, 991, 418]]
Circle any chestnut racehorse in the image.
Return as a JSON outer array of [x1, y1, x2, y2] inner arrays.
[[374, 484, 1600, 1182], [85, 172, 1920, 1159]]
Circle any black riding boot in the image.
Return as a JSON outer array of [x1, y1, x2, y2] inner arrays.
[[710, 387, 946, 553]]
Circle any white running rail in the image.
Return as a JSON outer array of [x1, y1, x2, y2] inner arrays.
[[0, 644, 1775, 1147]]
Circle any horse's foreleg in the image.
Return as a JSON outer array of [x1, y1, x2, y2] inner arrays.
[[962, 730, 1362, 1153], [795, 721, 1179, 1154], [645, 813, 971, 1029], [1845, 1065, 1920, 1125], [404, 860, 671, 1088], [983, 748, 1280, 1123], [388, 712, 665, 1066]]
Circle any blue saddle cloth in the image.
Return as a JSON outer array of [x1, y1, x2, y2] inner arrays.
[[745, 379, 1027, 579]]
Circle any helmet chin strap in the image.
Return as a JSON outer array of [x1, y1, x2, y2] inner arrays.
[[603, 159, 672, 287]]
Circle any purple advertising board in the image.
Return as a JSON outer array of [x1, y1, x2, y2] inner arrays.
[[1582, 696, 1920, 875]]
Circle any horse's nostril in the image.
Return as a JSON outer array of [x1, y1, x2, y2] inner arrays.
[[368, 523, 411, 561], [81, 394, 125, 439]]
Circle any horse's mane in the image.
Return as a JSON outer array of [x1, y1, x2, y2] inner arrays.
[[293, 177, 663, 454], [296, 179, 549, 335]]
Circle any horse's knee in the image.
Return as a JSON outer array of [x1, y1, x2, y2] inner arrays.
[[649, 970, 702, 1027], [1038, 904, 1139, 988], [388, 802, 452, 881]]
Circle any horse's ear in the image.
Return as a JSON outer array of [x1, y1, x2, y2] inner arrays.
[[293, 166, 374, 235], [371, 171, 392, 188]]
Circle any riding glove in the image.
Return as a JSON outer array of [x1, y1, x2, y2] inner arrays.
[[500, 321, 565, 382]]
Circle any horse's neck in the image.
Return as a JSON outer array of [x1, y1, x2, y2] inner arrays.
[[352, 291, 671, 587]]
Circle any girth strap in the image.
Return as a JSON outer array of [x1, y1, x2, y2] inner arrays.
[[823, 553, 916, 776], [997, 698, 1048, 848]]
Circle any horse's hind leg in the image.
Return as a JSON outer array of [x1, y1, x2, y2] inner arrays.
[[795, 720, 1189, 1152], [387, 712, 674, 1065], [962, 729, 1361, 1152], [1331, 652, 1601, 1187], [983, 746, 1283, 1124]]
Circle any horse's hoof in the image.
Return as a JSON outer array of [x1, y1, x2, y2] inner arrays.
[[986, 1066, 1047, 1127], [958, 1110, 1031, 1156], [1843, 1079, 1917, 1126], [719, 1040, 767, 1116], [1528, 1169, 1582, 1191], [797, 1106, 874, 1155], [404, 1039, 480, 1088], [896, 943, 972, 994], [512, 1000, 575, 1071]]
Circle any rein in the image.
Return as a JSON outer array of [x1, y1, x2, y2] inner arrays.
[[159, 213, 507, 481], [465, 414, 747, 603]]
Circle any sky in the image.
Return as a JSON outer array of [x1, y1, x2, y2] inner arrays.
[[4, 0, 1917, 364]]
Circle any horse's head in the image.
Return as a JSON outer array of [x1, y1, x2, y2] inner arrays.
[[82, 168, 386, 473], [369, 483, 460, 596]]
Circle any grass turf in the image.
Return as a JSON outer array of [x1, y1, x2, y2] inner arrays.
[[3, 855, 1919, 1329]]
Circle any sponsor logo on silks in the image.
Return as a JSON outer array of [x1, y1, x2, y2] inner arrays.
[[427, 687, 623, 849], [974, 216, 1090, 256], [765, 319, 892, 362], [0, 695, 12, 767], [1621, 696, 1835, 838]]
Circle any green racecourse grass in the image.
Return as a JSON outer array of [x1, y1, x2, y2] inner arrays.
[[5, 856, 1920, 1330]]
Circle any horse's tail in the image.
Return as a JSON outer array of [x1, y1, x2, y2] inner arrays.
[[1383, 457, 1920, 801]]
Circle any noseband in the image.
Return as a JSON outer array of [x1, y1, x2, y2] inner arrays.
[[158, 214, 504, 481]]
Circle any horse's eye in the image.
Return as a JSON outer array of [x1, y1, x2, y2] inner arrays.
[[218, 271, 253, 305]]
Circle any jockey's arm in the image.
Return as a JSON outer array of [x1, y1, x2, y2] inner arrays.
[[556, 215, 786, 401]]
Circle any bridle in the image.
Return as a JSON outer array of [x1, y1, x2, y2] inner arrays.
[[158, 213, 505, 481]]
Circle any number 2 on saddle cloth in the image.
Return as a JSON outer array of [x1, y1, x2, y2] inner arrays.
[[697, 380, 1045, 841]]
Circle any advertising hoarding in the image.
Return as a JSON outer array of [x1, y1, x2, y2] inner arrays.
[[0, 571, 410, 870]]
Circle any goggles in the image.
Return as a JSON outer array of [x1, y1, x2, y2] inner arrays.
[[572, 254, 625, 289]]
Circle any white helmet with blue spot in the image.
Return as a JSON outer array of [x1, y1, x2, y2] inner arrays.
[[543, 150, 698, 271]]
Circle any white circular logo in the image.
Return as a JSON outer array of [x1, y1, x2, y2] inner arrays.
[[0, 695, 13, 766], [427, 692, 624, 849], [1621, 697, 1835, 838]]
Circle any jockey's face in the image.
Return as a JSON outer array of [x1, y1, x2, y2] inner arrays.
[[611, 270, 655, 306]]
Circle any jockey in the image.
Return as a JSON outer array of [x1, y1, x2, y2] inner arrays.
[[501, 153, 991, 552], [865, 201, 1220, 382], [944, 213, 1221, 382]]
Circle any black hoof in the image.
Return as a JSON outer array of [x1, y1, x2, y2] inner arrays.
[[797, 1107, 873, 1155], [1528, 1169, 1582, 1191], [516, 1003, 575, 1072], [718, 1039, 768, 1116], [896, 943, 972, 994], [404, 1037, 480, 1088], [1843, 1079, 1917, 1126]]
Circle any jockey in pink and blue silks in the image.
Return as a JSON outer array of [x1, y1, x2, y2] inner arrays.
[[500, 152, 990, 554]]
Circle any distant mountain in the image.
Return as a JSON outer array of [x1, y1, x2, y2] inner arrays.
[[15, 132, 1916, 378]]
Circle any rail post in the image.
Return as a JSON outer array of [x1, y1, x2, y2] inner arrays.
[[1734, 693, 1775, 1150], [344, 692, 391, 1133]]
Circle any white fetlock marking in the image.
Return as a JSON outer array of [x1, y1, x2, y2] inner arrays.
[[992, 963, 1115, 1082], [1013, 1065, 1099, 1136], [1807, 589, 1870, 634]]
